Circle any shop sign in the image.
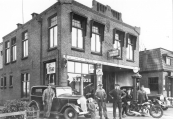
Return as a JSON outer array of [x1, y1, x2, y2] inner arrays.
[[73, 78, 91, 82], [108, 49, 120, 57], [96, 69, 103, 76], [47, 62, 56, 74]]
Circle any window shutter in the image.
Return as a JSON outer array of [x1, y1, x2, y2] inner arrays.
[[120, 32, 125, 47], [70, 12, 74, 32], [100, 24, 105, 42], [81, 18, 87, 37], [113, 28, 116, 44], [126, 33, 129, 47], [133, 36, 137, 50], [90, 20, 93, 38]]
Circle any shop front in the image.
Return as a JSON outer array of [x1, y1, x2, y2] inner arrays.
[[67, 61, 96, 99]]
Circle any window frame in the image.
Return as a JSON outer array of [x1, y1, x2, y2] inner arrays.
[[22, 31, 28, 59], [113, 29, 125, 59], [21, 73, 30, 98], [5, 41, 10, 64], [11, 37, 17, 62], [0, 77, 3, 89], [9, 75, 13, 88], [48, 14, 58, 50], [166, 56, 171, 65], [90, 20, 105, 55], [148, 77, 159, 93], [126, 33, 137, 61], [71, 12, 87, 52]]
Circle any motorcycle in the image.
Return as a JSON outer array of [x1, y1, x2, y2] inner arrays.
[[126, 100, 163, 118]]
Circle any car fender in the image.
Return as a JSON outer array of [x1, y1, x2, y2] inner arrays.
[[28, 100, 40, 111], [60, 103, 80, 113]]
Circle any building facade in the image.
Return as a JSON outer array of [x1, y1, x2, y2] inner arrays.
[[139, 48, 173, 97], [0, 0, 140, 104]]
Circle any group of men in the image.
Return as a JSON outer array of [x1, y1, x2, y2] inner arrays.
[[42, 84, 148, 119], [94, 83, 148, 119]]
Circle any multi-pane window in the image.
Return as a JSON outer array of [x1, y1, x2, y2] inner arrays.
[[22, 32, 28, 58], [126, 34, 136, 60], [71, 13, 87, 50], [148, 77, 159, 94], [4, 77, 6, 88], [166, 57, 171, 65], [5, 41, 10, 63], [21, 73, 30, 98], [90, 21, 104, 54], [0, 77, 3, 88], [9, 76, 13, 87], [113, 30, 124, 58], [72, 19, 83, 49], [49, 15, 57, 48], [11, 37, 17, 61], [91, 26, 101, 53]]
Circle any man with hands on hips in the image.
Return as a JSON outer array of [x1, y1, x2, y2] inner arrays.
[[109, 84, 126, 119]]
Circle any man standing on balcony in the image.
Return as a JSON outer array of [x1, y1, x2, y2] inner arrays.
[[95, 83, 109, 119], [42, 84, 55, 118]]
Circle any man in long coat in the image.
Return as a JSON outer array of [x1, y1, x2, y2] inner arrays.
[[42, 85, 55, 118]]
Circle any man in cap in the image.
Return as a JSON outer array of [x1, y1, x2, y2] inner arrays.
[[42, 84, 55, 118], [109, 84, 126, 119], [95, 83, 109, 119]]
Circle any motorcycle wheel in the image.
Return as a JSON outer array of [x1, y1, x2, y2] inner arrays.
[[149, 105, 163, 118]]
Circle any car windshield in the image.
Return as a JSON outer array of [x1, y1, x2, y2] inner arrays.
[[56, 87, 72, 97]]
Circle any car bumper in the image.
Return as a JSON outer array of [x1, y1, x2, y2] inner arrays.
[[78, 111, 89, 115]]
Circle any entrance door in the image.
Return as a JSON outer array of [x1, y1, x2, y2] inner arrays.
[[103, 72, 115, 102]]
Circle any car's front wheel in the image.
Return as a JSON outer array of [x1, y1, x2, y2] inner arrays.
[[64, 107, 77, 119]]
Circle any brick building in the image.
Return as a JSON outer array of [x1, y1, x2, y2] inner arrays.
[[139, 48, 173, 97], [0, 0, 140, 104]]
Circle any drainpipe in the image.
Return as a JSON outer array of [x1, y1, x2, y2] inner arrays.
[[37, 17, 43, 85]]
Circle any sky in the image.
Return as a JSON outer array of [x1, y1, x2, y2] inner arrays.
[[0, 0, 172, 51]]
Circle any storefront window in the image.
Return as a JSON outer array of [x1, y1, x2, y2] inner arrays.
[[67, 61, 95, 97]]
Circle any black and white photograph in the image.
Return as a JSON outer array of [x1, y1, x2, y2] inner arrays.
[[0, 0, 172, 119]]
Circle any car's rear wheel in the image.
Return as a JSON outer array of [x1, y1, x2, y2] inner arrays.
[[64, 107, 77, 119]]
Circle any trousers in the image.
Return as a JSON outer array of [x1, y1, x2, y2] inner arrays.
[[98, 101, 108, 118], [113, 101, 122, 119], [44, 101, 52, 118]]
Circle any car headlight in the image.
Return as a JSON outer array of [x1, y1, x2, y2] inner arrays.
[[77, 99, 81, 104]]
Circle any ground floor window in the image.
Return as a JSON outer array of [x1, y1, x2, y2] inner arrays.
[[67, 61, 95, 98], [148, 77, 158, 94], [21, 73, 30, 98], [44, 61, 56, 85]]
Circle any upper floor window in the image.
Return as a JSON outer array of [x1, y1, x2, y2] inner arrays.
[[126, 33, 137, 61], [49, 15, 57, 49], [22, 31, 28, 58], [5, 41, 10, 64], [113, 29, 125, 58], [0, 77, 6, 89], [21, 73, 30, 98], [71, 12, 87, 50], [166, 57, 171, 65], [11, 37, 17, 61], [90, 20, 105, 54]]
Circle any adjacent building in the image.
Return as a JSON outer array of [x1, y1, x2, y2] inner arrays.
[[139, 48, 173, 97], [0, 0, 140, 104]]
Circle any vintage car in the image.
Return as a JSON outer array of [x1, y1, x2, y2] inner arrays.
[[28, 85, 89, 119], [120, 86, 170, 110]]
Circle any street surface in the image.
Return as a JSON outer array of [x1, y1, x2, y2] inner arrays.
[[42, 107, 173, 119]]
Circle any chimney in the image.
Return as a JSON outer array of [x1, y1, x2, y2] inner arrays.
[[31, 12, 38, 18], [16, 23, 22, 28]]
